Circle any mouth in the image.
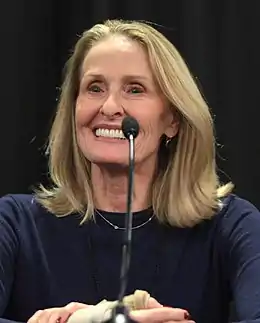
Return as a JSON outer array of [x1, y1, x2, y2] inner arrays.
[[93, 128, 126, 140]]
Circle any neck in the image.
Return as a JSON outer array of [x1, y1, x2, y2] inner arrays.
[[91, 163, 155, 213]]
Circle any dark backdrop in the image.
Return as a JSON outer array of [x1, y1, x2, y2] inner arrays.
[[0, 0, 259, 209]]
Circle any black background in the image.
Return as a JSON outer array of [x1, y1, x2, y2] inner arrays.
[[0, 0, 259, 210]]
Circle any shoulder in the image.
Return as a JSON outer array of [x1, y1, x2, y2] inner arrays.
[[0, 194, 82, 233], [216, 193, 260, 244], [219, 194, 260, 227], [0, 194, 51, 260], [0, 194, 51, 228]]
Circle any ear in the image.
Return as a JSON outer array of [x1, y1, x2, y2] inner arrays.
[[164, 111, 180, 138]]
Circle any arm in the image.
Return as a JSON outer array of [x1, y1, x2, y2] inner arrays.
[[221, 196, 260, 322], [0, 196, 22, 323], [0, 320, 23, 323]]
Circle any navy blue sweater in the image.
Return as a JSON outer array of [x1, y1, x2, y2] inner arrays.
[[1, 194, 260, 323]]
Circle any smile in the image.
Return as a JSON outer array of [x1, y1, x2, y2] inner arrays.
[[95, 128, 126, 140]]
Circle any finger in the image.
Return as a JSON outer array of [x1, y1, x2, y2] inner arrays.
[[130, 307, 189, 322], [37, 310, 53, 323], [147, 297, 163, 309], [65, 302, 91, 313], [48, 309, 71, 323], [28, 310, 44, 323]]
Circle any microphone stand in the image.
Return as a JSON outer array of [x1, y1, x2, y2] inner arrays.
[[104, 133, 137, 323]]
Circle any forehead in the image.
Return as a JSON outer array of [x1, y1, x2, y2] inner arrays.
[[81, 36, 153, 78]]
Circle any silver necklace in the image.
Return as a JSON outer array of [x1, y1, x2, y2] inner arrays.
[[95, 209, 155, 230]]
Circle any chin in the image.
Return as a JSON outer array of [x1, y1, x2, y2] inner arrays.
[[84, 152, 129, 167], [92, 159, 130, 170], [78, 135, 129, 162]]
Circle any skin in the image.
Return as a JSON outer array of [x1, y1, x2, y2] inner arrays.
[[28, 299, 194, 323], [75, 35, 179, 213]]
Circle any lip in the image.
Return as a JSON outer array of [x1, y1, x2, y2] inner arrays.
[[94, 136, 127, 143], [92, 123, 123, 130]]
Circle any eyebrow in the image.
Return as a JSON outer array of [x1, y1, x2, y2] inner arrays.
[[82, 73, 150, 82]]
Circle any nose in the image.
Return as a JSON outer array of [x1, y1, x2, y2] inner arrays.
[[100, 92, 124, 118]]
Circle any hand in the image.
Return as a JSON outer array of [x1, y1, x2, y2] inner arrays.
[[27, 302, 91, 323], [130, 307, 194, 323], [146, 297, 164, 309]]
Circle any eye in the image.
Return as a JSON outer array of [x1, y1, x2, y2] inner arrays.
[[126, 84, 145, 94], [87, 82, 104, 93]]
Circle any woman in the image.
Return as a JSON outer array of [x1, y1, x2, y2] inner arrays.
[[0, 19, 260, 323]]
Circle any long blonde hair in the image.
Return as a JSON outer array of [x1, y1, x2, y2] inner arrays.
[[36, 19, 233, 227]]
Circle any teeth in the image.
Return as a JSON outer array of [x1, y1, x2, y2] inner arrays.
[[95, 128, 126, 139]]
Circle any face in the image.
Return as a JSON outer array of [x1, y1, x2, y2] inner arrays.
[[75, 36, 178, 167]]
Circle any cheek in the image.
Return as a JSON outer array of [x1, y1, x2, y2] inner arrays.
[[74, 103, 93, 154], [159, 108, 174, 130], [75, 97, 97, 128], [141, 110, 168, 137], [75, 106, 85, 129], [136, 117, 163, 150]]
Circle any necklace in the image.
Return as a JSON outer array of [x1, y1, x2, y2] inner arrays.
[[95, 209, 155, 230]]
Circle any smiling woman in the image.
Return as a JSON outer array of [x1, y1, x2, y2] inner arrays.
[[1, 19, 260, 323], [36, 20, 231, 226], [75, 35, 177, 182]]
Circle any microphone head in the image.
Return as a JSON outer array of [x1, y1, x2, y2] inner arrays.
[[122, 117, 140, 139]]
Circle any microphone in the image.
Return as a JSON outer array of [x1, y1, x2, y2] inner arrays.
[[119, 116, 139, 300], [105, 116, 139, 323], [122, 117, 139, 140]]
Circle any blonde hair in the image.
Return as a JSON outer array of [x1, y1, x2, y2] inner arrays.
[[36, 19, 233, 227]]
